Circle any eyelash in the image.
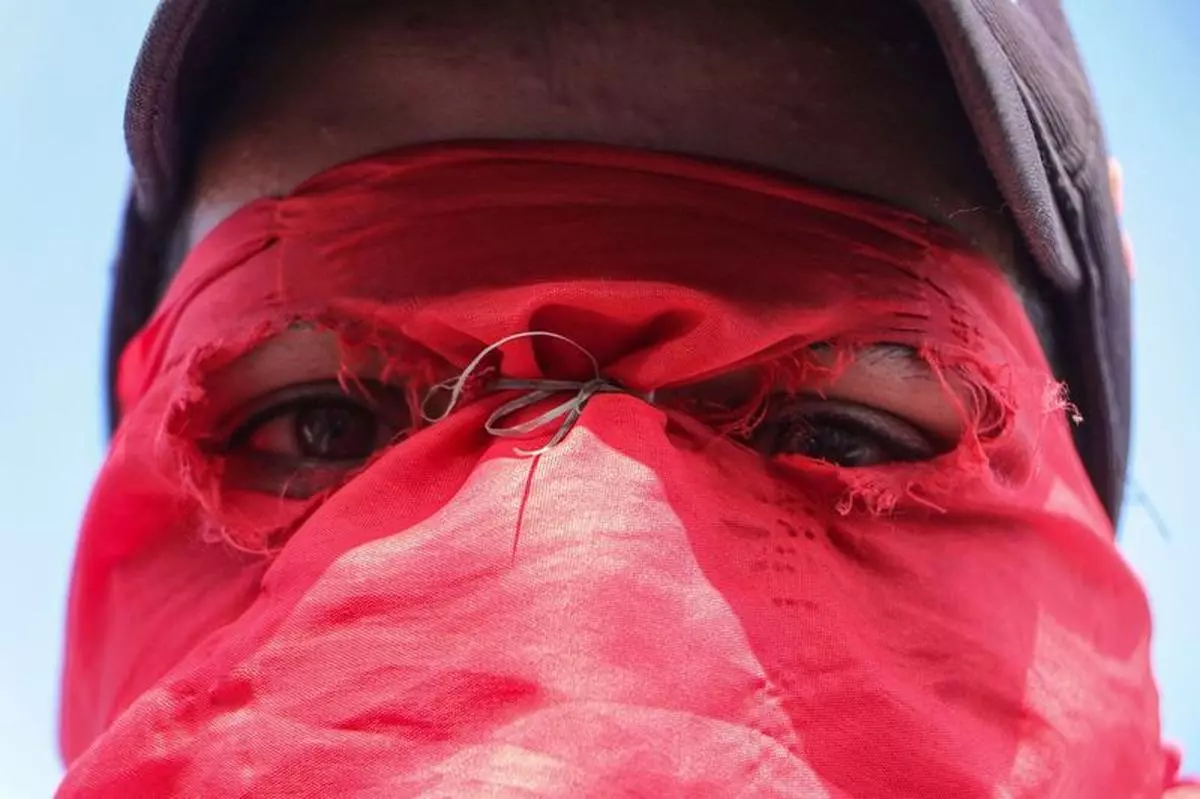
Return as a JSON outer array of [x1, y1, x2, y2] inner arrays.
[[745, 395, 938, 467]]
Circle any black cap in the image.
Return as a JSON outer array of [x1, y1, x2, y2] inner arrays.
[[106, 0, 1132, 520]]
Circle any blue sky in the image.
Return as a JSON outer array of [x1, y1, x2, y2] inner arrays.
[[0, 2, 1194, 796]]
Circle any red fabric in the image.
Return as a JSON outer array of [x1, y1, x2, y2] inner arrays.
[[60, 144, 1172, 796]]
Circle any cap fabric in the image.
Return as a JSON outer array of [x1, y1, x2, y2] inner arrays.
[[106, 0, 1132, 520]]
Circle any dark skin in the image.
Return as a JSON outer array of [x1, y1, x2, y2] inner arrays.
[[177, 0, 1051, 481]]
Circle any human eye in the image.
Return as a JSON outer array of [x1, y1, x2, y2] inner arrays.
[[217, 379, 413, 497], [747, 395, 941, 467]]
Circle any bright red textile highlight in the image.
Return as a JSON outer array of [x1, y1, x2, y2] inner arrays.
[[60, 144, 1171, 796]]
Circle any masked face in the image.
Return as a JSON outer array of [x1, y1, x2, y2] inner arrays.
[[61, 2, 1172, 796], [61, 144, 1165, 796]]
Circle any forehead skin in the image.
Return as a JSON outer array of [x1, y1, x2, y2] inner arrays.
[[185, 0, 1024, 281]]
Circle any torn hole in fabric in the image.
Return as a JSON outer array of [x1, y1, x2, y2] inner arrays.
[[156, 315, 450, 555], [655, 338, 1075, 518]]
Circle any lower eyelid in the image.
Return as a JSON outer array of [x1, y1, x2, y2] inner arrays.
[[222, 453, 362, 499]]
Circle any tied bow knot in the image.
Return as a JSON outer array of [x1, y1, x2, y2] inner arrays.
[[421, 331, 654, 456]]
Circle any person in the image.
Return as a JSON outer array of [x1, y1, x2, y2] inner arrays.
[[56, 0, 1194, 796]]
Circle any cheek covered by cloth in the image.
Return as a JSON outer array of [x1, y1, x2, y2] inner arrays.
[[59, 145, 1174, 797]]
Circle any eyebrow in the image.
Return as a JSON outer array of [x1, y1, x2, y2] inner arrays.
[[858, 344, 932, 377], [810, 342, 933, 382]]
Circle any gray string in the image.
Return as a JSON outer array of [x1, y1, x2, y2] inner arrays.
[[421, 331, 653, 457]]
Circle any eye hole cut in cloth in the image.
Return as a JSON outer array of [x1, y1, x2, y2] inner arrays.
[[422, 331, 658, 456]]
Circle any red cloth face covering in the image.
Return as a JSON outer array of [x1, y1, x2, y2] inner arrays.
[[60, 143, 1177, 796]]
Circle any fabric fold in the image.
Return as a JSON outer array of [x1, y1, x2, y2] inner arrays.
[[61, 143, 1169, 797]]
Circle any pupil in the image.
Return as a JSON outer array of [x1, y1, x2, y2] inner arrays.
[[295, 403, 377, 460]]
